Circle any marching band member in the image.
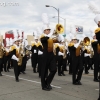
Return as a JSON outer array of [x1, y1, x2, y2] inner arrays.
[[69, 35, 83, 85], [68, 39, 74, 75], [9, 38, 14, 69], [10, 36, 22, 82], [82, 37, 93, 74], [3, 38, 10, 72], [18, 36, 27, 74], [31, 36, 38, 73], [0, 39, 4, 76], [56, 38, 66, 76], [91, 15, 100, 82], [37, 39, 43, 78], [40, 24, 63, 91]]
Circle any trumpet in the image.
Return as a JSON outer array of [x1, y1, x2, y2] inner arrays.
[[0, 44, 4, 58]]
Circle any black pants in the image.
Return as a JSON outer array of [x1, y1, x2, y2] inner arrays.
[[84, 56, 92, 73], [13, 60, 20, 80], [21, 56, 27, 72], [72, 56, 83, 84], [0, 58, 3, 73], [63, 57, 67, 71], [31, 54, 38, 70], [41, 51, 57, 88], [3, 56, 8, 71], [94, 57, 100, 80], [38, 55, 43, 77], [69, 55, 73, 74], [58, 56, 63, 74]]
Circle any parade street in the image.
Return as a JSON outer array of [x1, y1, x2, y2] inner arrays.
[[0, 60, 99, 100]]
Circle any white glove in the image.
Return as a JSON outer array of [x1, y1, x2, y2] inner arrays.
[[11, 55, 19, 62], [38, 50, 43, 55], [58, 51, 64, 56], [74, 43, 79, 48], [30, 54, 32, 57], [5, 48, 9, 52], [44, 34, 51, 37], [84, 53, 91, 57], [94, 39, 97, 41], [34, 50, 37, 53], [66, 42, 68, 47]]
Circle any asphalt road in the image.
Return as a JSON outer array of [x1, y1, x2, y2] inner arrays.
[[0, 60, 99, 100]]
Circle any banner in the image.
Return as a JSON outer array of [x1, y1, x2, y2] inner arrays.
[[27, 35, 34, 45], [75, 25, 83, 34]]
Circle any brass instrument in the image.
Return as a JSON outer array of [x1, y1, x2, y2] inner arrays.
[[83, 37, 93, 58], [52, 24, 64, 39], [0, 43, 4, 58], [63, 48, 67, 59], [18, 44, 23, 66], [63, 42, 67, 59], [25, 49, 32, 56], [56, 24, 64, 34], [25, 45, 32, 56], [83, 37, 90, 46]]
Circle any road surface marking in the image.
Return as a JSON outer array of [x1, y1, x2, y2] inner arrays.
[[95, 89, 99, 91], [3, 74, 61, 89]]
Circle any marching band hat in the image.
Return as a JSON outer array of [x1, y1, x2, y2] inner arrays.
[[43, 25, 51, 31], [94, 14, 100, 25], [13, 37, 19, 42]]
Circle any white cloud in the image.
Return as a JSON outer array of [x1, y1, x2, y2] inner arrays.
[[0, 0, 100, 39]]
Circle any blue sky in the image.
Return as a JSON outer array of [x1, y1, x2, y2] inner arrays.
[[0, 0, 100, 38]]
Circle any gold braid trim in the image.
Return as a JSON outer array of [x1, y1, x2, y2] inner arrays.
[[76, 46, 81, 56], [97, 44, 100, 54]]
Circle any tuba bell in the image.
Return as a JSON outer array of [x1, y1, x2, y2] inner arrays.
[[56, 24, 64, 34], [83, 37, 93, 57], [83, 37, 90, 46]]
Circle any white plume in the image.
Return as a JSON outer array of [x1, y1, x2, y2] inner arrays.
[[6, 38, 9, 42], [36, 27, 42, 35], [33, 30, 37, 36], [88, 1, 100, 14], [89, 29, 95, 37], [70, 25, 76, 34], [42, 13, 49, 25]]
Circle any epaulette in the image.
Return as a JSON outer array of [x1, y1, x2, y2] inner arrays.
[[40, 34, 45, 38], [91, 40, 94, 43], [54, 43, 59, 48], [95, 28, 100, 34], [37, 41, 41, 47], [68, 43, 74, 47]]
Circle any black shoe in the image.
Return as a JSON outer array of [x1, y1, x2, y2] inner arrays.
[[64, 69, 68, 71], [58, 74, 62, 76], [94, 79, 99, 82], [7, 69, 10, 72], [69, 73, 72, 75], [73, 82, 82, 85], [22, 71, 26, 74], [33, 69, 37, 73], [85, 72, 89, 74], [77, 81, 82, 85], [16, 79, 19, 82], [62, 73, 66, 76], [42, 87, 50, 91], [0, 73, 2, 76], [46, 84, 52, 90], [4, 70, 7, 72], [91, 68, 94, 70]]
